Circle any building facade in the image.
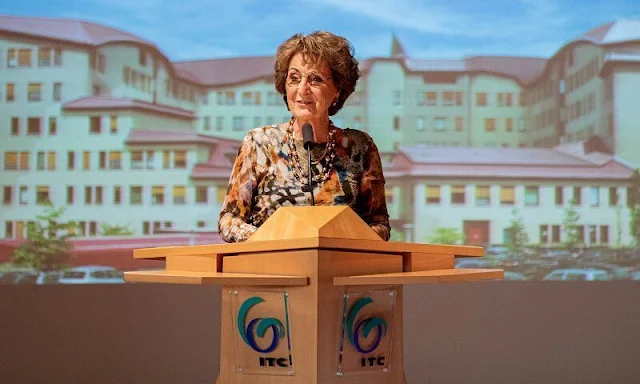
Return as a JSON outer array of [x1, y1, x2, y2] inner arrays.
[[1, 16, 639, 247]]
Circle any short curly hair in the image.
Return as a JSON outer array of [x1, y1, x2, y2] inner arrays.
[[274, 31, 360, 116]]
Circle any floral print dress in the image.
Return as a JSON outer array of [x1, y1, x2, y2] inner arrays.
[[218, 123, 390, 242]]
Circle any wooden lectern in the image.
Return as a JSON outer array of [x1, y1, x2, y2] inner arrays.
[[125, 206, 502, 383]]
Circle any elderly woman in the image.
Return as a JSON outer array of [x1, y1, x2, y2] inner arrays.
[[218, 31, 390, 243]]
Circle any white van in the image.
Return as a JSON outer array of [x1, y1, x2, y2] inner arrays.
[[543, 268, 611, 281]]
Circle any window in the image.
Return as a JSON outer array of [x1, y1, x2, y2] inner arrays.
[[417, 117, 425, 131], [7, 48, 17, 67], [425, 92, 437, 106], [484, 118, 496, 132], [476, 186, 490, 206], [47, 152, 56, 171], [393, 116, 400, 131], [38, 47, 52, 66], [589, 187, 600, 207], [455, 91, 463, 106], [3, 186, 12, 205], [589, 225, 597, 244], [66, 186, 74, 204], [505, 93, 513, 107], [110, 115, 117, 134], [27, 118, 41, 135], [434, 117, 446, 132], [17, 186, 28, 205], [163, 151, 171, 169], [384, 187, 394, 204], [4, 152, 18, 170], [83, 151, 91, 170], [99, 151, 106, 170], [451, 185, 465, 204], [145, 151, 154, 169], [174, 151, 187, 169], [552, 225, 561, 243], [66, 152, 75, 170], [442, 91, 455, 106], [476, 92, 487, 106], [573, 186, 582, 205], [196, 186, 208, 203], [555, 186, 564, 206], [203, 116, 211, 131], [28, 83, 42, 102], [525, 186, 539, 206], [37, 151, 46, 170], [152, 186, 165, 205], [173, 186, 186, 204], [90, 116, 101, 134], [131, 151, 144, 169], [505, 118, 513, 132], [426, 185, 441, 204], [216, 116, 224, 131], [114, 186, 122, 205], [540, 225, 549, 243], [224, 92, 235, 105], [139, 48, 147, 66], [600, 225, 609, 244], [108, 151, 121, 170], [36, 186, 50, 205], [6, 83, 15, 102], [49, 117, 57, 135], [500, 186, 515, 205], [216, 187, 227, 203], [130, 186, 143, 204], [232, 116, 244, 131], [455, 117, 463, 132], [6, 114, 18, 131], [18, 49, 32, 67], [18, 151, 29, 171], [5, 222, 13, 238], [95, 186, 103, 205], [53, 83, 61, 101], [609, 187, 618, 206], [85, 186, 93, 204]]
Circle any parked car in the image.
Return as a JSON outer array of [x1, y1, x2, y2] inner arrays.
[[543, 268, 612, 281], [0, 270, 63, 285], [503, 271, 528, 281], [455, 258, 494, 269], [58, 266, 124, 284]]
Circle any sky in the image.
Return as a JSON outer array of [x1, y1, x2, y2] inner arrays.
[[1, 0, 639, 62]]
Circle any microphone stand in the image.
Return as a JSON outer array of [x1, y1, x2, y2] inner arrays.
[[307, 149, 315, 205]]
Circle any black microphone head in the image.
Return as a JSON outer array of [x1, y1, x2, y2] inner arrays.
[[302, 123, 314, 150]]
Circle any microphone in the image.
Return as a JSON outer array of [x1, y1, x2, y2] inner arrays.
[[302, 123, 314, 150], [301, 123, 315, 205]]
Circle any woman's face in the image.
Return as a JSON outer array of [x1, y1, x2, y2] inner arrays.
[[285, 53, 339, 123]]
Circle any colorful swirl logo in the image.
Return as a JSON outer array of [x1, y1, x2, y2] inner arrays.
[[346, 297, 388, 354], [237, 296, 285, 353]]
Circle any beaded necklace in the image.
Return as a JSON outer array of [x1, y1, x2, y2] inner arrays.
[[286, 118, 337, 186]]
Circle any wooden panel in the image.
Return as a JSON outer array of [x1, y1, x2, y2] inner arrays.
[[123, 270, 308, 286], [333, 268, 504, 286], [216, 249, 319, 384], [133, 237, 483, 260], [166, 254, 220, 272], [403, 253, 455, 272], [316, 250, 406, 384], [247, 206, 382, 242]]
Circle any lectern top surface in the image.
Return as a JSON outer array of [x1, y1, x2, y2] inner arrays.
[[133, 237, 484, 260]]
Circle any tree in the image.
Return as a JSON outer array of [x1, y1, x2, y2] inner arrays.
[[505, 208, 528, 253], [12, 204, 75, 272], [101, 223, 133, 236], [628, 170, 640, 246], [563, 199, 581, 250], [389, 228, 406, 242], [428, 227, 462, 245]]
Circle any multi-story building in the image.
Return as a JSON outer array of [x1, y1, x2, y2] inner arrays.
[[0, 15, 639, 251]]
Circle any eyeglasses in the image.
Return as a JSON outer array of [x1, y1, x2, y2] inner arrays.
[[286, 72, 332, 87]]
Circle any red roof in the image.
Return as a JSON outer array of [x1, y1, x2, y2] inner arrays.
[[386, 146, 633, 180], [191, 163, 235, 179], [63, 96, 195, 119], [125, 128, 231, 146], [465, 56, 548, 85], [172, 56, 276, 87]]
